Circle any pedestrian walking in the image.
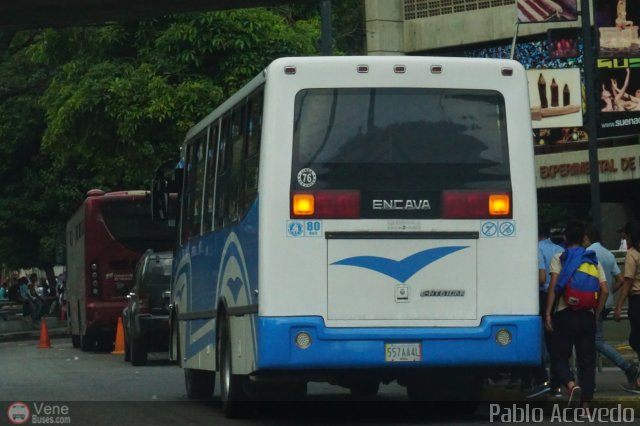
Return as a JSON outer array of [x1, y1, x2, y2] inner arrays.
[[527, 222, 564, 398], [583, 225, 638, 384], [614, 221, 640, 393], [545, 221, 608, 410]]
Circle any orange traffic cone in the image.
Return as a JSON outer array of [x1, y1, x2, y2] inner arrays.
[[38, 318, 51, 349], [112, 317, 125, 355]]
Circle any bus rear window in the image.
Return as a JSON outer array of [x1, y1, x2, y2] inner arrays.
[[100, 200, 175, 252], [291, 88, 511, 219]]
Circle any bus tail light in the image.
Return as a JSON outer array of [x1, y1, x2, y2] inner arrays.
[[292, 193, 315, 216], [489, 194, 511, 216], [90, 262, 101, 297], [442, 191, 511, 219], [291, 191, 360, 219]]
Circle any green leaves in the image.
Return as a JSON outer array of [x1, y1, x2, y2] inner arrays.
[[0, 3, 365, 269]]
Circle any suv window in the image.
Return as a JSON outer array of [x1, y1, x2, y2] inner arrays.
[[140, 255, 172, 293]]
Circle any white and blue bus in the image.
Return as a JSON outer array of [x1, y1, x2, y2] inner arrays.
[[154, 56, 540, 415]]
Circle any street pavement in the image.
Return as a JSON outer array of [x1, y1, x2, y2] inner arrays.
[[1, 312, 639, 410]]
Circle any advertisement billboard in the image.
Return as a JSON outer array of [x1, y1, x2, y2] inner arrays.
[[597, 58, 640, 137], [527, 68, 583, 129], [596, 0, 640, 57], [548, 28, 580, 58], [517, 0, 578, 23]]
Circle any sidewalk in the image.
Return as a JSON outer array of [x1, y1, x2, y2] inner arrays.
[[484, 344, 640, 409], [0, 315, 67, 342]]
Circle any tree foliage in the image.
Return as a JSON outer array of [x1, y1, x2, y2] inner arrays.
[[0, 2, 366, 270]]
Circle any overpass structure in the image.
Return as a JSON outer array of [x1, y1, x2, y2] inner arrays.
[[0, 0, 313, 28]]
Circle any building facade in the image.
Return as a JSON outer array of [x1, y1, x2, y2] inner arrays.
[[365, 0, 640, 247]]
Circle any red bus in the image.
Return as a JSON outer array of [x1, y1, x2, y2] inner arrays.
[[66, 189, 175, 351]]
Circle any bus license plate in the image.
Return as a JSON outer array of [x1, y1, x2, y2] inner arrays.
[[384, 343, 422, 362]]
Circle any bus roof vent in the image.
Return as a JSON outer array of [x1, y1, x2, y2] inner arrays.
[[87, 189, 105, 197]]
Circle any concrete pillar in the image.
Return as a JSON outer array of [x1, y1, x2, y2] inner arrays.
[[365, 0, 405, 55]]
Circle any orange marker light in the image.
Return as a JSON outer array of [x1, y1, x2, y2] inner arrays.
[[293, 193, 315, 216], [489, 194, 510, 216]]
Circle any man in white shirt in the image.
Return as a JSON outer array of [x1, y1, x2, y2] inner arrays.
[[584, 225, 638, 385]]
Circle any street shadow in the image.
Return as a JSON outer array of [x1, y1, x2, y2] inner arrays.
[[192, 397, 487, 423]]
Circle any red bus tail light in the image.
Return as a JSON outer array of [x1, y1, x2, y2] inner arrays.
[[291, 191, 360, 218], [89, 261, 101, 298], [443, 191, 511, 219]]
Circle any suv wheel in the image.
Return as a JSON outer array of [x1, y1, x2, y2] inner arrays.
[[130, 335, 148, 366], [123, 327, 131, 362]]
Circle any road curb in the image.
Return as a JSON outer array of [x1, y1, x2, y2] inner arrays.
[[0, 327, 67, 343]]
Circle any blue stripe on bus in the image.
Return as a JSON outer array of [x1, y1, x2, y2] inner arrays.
[[181, 199, 260, 362], [256, 315, 541, 369], [331, 246, 468, 283], [184, 318, 216, 361]]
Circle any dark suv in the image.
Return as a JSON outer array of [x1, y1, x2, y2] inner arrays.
[[122, 250, 173, 365]]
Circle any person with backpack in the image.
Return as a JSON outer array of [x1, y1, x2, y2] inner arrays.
[[614, 221, 640, 394], [545, 220, 608, 410]]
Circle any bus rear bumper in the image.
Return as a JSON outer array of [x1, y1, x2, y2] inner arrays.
[[257, 315, 541, 369], [86, 300, 127, 332]]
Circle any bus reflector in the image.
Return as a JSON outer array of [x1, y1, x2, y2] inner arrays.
[[292, 193, 315, 216], [291, 191, 360, 218], [443, 191, 511, 218]]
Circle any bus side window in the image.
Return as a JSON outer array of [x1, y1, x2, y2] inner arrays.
[[192, 136, 206, 237], [214, 115, 230, 229], [180, 144, 194, 245], [202, 123, 219, 234], [246, 90, 262, 158], [226, 104, 246, 224], [244, 90, 262, 211], [182, 133, 206, 242]]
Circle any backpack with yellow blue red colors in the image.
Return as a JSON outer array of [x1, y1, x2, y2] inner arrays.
[[556, 247, 600, 311]]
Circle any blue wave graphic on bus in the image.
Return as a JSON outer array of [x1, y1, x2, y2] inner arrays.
[[331, 246, 468, 283], [227, 277, 244, 304]]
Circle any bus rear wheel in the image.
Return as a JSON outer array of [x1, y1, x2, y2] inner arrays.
[[184, 368, 215, 399], [219, 316, 247, 418], [80, 333, 95, 352]]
